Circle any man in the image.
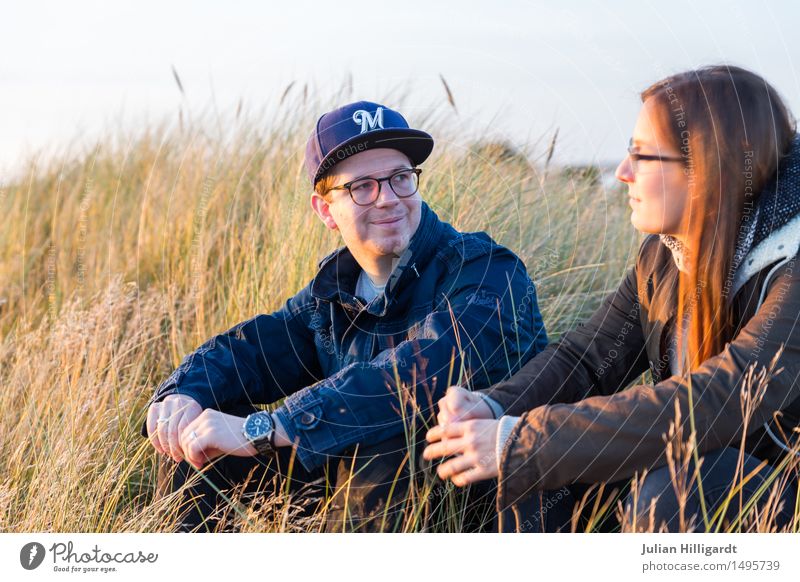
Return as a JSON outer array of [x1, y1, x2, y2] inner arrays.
[[141, 100, 548, 532]]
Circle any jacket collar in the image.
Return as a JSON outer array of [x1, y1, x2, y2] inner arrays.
[[310, 201, 444, 315]]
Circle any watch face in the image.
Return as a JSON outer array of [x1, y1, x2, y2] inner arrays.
[[245, 412, 273, 440]]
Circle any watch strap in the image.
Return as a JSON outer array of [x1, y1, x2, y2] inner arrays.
[[247, 411, 277, 457]]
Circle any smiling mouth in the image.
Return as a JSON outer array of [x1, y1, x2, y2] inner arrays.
[[373, 216, 404, 225]]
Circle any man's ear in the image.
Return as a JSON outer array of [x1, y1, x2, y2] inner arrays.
[[310, 193, 338, 231]]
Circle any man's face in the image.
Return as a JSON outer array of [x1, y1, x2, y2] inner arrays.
[[312, 148, 423, 259]]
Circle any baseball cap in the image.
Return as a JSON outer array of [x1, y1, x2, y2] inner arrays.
[[304, 101, 434, 186]]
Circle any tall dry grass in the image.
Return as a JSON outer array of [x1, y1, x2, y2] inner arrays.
[[0, 89, 794, 532]]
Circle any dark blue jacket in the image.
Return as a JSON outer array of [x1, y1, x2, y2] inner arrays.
[[140, 202, 547, 470]]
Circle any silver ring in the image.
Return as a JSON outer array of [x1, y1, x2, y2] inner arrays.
[[157, 417, 169, 424], [190, 430, 199, 440]]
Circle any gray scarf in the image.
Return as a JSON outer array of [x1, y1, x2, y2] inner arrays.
[[660, 133, 800, 281]]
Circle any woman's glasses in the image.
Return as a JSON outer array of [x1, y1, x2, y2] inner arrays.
[[627, 138, 684, 174]]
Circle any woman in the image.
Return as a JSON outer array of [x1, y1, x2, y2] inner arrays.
[[423, 65, 800, 532]]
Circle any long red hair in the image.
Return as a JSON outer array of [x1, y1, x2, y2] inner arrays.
[[641, 66, 795, 371]]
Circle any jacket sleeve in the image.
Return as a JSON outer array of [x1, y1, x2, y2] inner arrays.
[[272, 245, 548, 471], [139, 285, 322, 438], [498, 255, 800, 506], [479, 262, 650, 416]]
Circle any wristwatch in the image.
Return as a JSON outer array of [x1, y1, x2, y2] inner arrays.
[[242, 411, 277, 456]]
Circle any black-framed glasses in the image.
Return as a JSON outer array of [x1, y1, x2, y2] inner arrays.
[[327, 168, 422, 206], [627, 138, 683, 174]]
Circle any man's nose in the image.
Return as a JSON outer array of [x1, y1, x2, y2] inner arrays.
[[374, 182, 399, 206]]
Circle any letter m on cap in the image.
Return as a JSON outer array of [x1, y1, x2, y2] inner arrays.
[[353, 108, 384, 134]]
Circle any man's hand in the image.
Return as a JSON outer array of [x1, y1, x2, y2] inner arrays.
[[146, 394, 203, 462], [179, 409, 258, 469], [436, 385, 494, 425], [423, 419, 500, 486]]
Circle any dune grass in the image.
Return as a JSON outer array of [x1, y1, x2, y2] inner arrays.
[[0, 91, 796, 532]]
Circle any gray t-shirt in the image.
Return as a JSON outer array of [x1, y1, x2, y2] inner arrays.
[[355, 270, 386, 303]]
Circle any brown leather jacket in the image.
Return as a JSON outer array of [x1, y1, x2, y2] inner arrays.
[[482, 231, 800, 509]]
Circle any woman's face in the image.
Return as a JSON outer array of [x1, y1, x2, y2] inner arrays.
[[615, 98, 690, 236]]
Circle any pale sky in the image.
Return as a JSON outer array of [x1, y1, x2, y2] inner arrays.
[[2, 0, 799, 175]]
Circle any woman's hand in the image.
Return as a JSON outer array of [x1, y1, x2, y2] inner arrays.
[[436, 385, 494, 425], [179, 409, 258, 469], [423, 419, 500, 486]]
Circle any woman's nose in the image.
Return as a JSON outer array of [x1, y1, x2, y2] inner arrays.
[[615, 156, 634, 184]]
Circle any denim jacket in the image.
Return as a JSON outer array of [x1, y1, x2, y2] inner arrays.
[[140, 202, 547, 470]]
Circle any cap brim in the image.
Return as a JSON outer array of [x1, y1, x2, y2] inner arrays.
[[313, 129, 434, 184]]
